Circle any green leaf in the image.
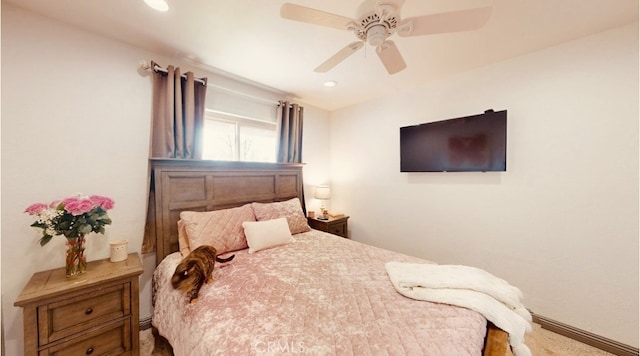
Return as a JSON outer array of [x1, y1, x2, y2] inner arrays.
[[58, 220, 71, 230], [78, 224, 92, 234], [39, 235, 53, 246]]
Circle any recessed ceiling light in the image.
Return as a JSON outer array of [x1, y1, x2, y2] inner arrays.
[[323, 80, 337, 88], [144, 0, 169, 12]]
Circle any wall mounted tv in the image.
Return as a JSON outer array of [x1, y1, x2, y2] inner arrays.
[[400, 109, 507, 172]]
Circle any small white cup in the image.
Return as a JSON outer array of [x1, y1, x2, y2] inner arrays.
[[109, 239, 128, 262]]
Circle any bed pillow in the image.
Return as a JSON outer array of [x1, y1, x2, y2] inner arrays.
[[242, 217, 293, 253], [179, 204, 256, 255], [251, 198, 311, 234], [177, 219, 191, 257]]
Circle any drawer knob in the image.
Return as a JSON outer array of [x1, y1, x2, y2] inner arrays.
[[86, 347, 94, 354], [85, 308, 93, 315]]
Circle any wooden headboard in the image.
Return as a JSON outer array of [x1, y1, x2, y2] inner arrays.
[[147, 159, 305, 265]]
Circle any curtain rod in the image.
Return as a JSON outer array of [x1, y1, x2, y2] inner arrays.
[[141, 61, 284, 106], [151, 64, 207, 86]]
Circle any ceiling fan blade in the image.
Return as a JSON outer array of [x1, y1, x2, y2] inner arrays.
[[376, 40, 406, 75], [397, 6, 492, 37], [314, 41, 364, 73], [280, 3, 354, 31]]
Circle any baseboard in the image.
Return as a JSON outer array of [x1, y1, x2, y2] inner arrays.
[[140, 316, 153, 331], [532, 312, 639, 356]]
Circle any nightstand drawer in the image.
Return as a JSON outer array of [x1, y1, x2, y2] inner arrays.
[[42, 318, 131, 356], [307, 216, 349, 238], [329, 221, 347, 237], [40, 283, 129, 344]]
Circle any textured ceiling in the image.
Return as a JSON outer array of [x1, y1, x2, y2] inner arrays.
[[5, 0, 638, 110]]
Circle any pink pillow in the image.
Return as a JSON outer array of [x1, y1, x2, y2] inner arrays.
[[251, 198, 311, 235], [177, 220, 190, 257], [179, 204, 256, 255]]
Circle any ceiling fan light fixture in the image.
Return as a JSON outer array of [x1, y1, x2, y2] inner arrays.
[[367, 25, 387, 47], [144, 0, 169, 12], [323, 80, 338, 88]]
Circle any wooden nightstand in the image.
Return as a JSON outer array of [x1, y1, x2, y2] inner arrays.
[[308, 215, 350, 238], [14, 253, 143, 356]]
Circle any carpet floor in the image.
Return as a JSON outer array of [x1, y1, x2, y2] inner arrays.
[[140, 322, 615, 355]]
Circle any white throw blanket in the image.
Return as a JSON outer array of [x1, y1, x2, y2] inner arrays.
[[385, 262, 532, 356]]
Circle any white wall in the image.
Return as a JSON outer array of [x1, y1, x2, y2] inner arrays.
[[330, 22, 639, 346], [0, 5, 331, 355], [301, 105, 333, 212]]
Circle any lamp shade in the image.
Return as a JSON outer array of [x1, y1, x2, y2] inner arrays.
[[314, 185, 331, 200]]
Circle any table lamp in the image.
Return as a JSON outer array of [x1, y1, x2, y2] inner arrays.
[[314, 185, 331, 220]]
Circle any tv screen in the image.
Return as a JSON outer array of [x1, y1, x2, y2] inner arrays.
[[400, 109, 507, 172]]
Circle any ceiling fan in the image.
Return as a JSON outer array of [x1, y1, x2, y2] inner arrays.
[[280, 0, 492, 75]]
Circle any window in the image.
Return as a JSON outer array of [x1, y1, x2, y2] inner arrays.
[[202, 111, 277, 162]]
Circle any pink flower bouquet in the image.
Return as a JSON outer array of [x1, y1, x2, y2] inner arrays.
[[25, 194, 114, 246]]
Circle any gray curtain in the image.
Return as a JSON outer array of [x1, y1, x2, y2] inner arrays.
[[143, 61, 207, 254], [149, 60, 207, 159], [276, 100, 307, 213], [277, 101, 303, 163]]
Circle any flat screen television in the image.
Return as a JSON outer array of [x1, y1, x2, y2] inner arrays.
[[400, 109, 507, 172]]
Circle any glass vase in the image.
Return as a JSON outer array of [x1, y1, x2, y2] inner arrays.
[[65, 235, 87, 277]]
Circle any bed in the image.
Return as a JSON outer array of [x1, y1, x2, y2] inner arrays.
[[147, 159, 511, 355]]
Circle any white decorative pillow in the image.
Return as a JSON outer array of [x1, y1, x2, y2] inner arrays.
[[180, 204, 256, 255], [243, 217, 293, 254], [251, 198, 311, 235]]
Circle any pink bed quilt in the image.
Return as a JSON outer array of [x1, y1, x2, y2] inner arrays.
[[152, 230, 487, 355]]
